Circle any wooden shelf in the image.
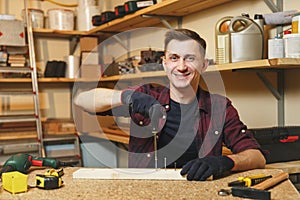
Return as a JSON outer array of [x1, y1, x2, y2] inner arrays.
[[1, 58, 299, 83], [207, 58, 300, 72], [87, 0, 233, 34], [33, 28, 90, 38]]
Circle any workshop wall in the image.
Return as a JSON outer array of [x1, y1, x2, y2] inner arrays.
[[1, 0, 299, 128]]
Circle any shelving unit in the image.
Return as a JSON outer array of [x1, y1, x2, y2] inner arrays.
[[1, 0, 298, 166]]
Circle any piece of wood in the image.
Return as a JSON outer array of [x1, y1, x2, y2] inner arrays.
[[73, 168, 186, 180]]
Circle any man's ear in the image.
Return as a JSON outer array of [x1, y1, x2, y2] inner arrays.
[[201, 58, 209, 73], [162, 56, 167, 72]]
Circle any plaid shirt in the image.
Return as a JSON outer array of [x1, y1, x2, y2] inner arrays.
[[124, 84, 263, 168]]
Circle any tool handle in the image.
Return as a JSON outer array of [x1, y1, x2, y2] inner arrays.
[[252, 172, 289, 190]]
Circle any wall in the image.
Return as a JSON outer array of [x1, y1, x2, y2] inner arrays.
[[1, 0, 299, 127]]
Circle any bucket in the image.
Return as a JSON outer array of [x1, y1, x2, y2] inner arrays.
[[215, 16, 233, 64], [47, 8, 74, 30], [229, 16, 263, 62], [284, 34, 300, 58], [22, 8, 44, 28]]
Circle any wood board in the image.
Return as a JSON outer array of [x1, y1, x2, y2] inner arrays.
[[73, 168, 186, 180]]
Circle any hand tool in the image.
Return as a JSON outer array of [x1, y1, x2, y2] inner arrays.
[[36, 174, 63, 190], [218, 172, 289, 199], [36, 168, 64, 190], [0, 153, 67, 177], [228, 174, 272, 187], [149, 104, 165, 169]]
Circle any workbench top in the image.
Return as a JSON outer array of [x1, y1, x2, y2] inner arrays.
[[0, 167, 299, 200]]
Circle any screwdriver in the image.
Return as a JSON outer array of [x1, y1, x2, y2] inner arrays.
[[149, 104, 164, 169]]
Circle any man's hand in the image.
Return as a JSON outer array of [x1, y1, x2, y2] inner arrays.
[[121, 90, 160, 118], [180, 156, 234, 181]]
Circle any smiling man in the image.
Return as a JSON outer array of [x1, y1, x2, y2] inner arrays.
[[74, 29, 266, 181]]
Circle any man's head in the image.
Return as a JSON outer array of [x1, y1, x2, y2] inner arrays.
[[163, 29, 208, 96], [164, 29, 206, 58]]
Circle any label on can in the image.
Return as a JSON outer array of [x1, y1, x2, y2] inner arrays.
[[268, 38, 284, 59], [292, 15, 300, 34]]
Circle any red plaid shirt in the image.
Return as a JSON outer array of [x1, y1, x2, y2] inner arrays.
[[124, 84, 263, 168]]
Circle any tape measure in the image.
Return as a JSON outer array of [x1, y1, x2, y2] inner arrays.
[[36, 175, 63, 189], [36, 168, 64, 189]]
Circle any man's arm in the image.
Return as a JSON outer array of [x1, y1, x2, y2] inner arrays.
[[227, 149, 266, 171], [74, 88, 122, 113]]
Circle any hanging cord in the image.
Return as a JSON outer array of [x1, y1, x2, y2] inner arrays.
[[41, 0, 78, 7]]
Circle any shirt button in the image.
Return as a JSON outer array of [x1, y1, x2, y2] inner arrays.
[[241, 129, 246, 133], [139, 121, 143, 125], [147, 153, 151, 157], [214, 130, 219, 135], [162, 115, 166, 119], [165, 105, 169, 109]]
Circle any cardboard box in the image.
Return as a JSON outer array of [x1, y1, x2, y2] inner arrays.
[[80, 64, 102, 79], [43, 119, 76, 134], [0, 20, 25, 46], [80, 37, 99, 52]]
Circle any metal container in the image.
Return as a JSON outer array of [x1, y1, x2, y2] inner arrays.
[[229, 16, 263, 62], [284, 34, 300, 58]]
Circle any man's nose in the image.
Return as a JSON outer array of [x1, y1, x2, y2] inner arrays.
[[177, 58, 187, 71]]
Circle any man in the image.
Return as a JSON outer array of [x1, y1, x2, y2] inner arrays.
[[74, 28, 266, 181]]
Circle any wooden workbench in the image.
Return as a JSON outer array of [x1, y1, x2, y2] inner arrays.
[[0, 167, 299, 200]]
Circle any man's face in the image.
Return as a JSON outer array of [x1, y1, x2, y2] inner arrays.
[[163, 39, 207, 90]]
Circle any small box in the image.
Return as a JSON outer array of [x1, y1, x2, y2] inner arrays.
[[80, 37, 99, 52], [80, 64, 102, 79], [0, 20, 26, 46], [251, 126, 300, 163], [81, 52, 99, 65], [43, 119, 76, 134]]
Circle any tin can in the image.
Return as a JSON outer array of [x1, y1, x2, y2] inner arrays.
[[292, 15, 300, 34], [268, 38, 284, 59]]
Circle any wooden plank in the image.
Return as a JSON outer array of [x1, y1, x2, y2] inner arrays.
[[73, 168, 186, 180], [87, 0, 233, 34]]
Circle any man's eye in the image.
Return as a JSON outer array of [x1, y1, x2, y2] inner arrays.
[[185, 56, 195, 62], [169, 55, 179, 61]]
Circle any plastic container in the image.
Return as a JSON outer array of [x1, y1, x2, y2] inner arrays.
[[22, 8, 44, 28], [47, 8, 74, 30], [284, 34, 300, 58], [215, 16, 233, 64], [229, 16, 263, 62]]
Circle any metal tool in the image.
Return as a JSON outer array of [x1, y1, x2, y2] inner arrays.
[[218, 172, 289, 199], [228, 174, 272, 187], [36, 168, 64, 190], [36, 174, 63, 189], [149, 104, 165, 169]]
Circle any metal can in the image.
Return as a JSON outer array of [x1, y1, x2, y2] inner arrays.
[[268, 37, 284, 59], [292, 15, 300, 34]]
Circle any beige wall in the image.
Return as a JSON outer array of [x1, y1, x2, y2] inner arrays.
[[1, 0, 300, 127]]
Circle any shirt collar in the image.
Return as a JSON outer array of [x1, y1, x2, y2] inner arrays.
[[159, 85, 210, 113]]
